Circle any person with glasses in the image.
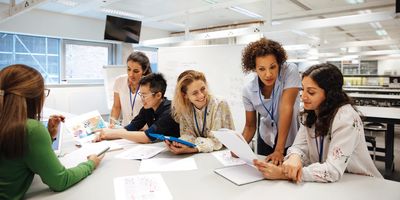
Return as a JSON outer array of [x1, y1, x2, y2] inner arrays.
[[110, 51, 152, 127], [0, 64, 104, 199], [165, 70, 235, 154], [94, 73, 179, 143], [240, 38, 301, 165], [253, 63, 383, 182]]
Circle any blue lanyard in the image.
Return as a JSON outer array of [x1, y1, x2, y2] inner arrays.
[[129, 85, 139, 117], [193, 105, 207, 137], [258, 85, 276, 122], [315, 136, 325, 163]]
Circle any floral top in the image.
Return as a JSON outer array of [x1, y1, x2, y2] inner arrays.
[[286, 104, 383, 182], [178, 95, 235, 153]]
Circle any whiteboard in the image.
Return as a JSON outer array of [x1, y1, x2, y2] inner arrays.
[[103, 65, 126, 110], [158, 45, 251, 131]]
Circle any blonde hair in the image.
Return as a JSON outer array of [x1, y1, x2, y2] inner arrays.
[[172, 70, 209, 121]]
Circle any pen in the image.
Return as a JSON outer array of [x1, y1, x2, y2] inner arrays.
[[97, 147, 110, 157]]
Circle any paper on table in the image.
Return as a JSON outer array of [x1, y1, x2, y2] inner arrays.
[[60, 142, 114, 168], [114, 174, 172, 200], [115, 145, 165, 160], [139, 157, 197, 172], [214, 164, 264, 186], [212, 149, 246, 166], [112, 138, 137, 148], [212, 129, 257, 165]]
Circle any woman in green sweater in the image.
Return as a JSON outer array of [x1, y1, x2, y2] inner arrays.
[[0, 64, 104, 200]]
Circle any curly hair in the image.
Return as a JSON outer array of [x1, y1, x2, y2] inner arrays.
[[241, 38, 287, 73], [301, 63, 354, 138]]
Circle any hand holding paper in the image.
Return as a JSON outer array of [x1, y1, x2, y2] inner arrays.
[[212, 129, 257, 165]]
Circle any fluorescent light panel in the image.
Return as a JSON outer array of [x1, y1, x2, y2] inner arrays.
[[229, 6, 262, 19], [101, 8, 143, 19], [375, 29, 388, 36], [54, 0, 78, 7]]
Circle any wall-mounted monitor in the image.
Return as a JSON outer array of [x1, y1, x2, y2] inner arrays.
[[104, 15, 142, 43]]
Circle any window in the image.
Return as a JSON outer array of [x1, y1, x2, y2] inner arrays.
[[63, 40, 115, 84], [134, 47, 158, 72], [0, 32, 61, 84]]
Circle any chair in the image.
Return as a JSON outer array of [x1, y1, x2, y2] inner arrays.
[[363, 122, 387, 164]]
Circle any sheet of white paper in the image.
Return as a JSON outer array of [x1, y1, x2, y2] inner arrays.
[[212, 150, 246, 166], [139, 157, 197, 172], [114, 174, 172, 200], [115, 145, 165, 160], [212, 129, 257, 165], [60, 142, 112, 168], [112, 138, 137, 148], [81, 140, 123, 151], [214, 164, 264, 186]]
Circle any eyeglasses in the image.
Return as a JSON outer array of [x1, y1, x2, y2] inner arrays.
[[138, 92, 155, 99], [44, 89, 50, 97]]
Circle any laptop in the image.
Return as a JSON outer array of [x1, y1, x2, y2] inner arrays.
[[41, 120, 63, 156]]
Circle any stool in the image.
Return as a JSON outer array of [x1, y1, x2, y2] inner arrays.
[[365, 135, 376, 162]]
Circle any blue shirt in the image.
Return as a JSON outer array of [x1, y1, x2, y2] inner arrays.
[[242, 63, 301, 147]]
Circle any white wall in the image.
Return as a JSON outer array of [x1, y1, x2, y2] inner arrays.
[[378, 58, 400, 76], [0, 5, 170, 116], [45, 85, 109, 115]]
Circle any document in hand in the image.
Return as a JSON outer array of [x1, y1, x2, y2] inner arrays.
[[64, 110, 107, 145], [212, 129, 264, 185]]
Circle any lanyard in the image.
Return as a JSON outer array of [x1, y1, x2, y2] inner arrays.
[[258, 84, 277, 123], [193, 105, 207, 137], [315, 136, 325, 163], [129, 85, 139, 117]]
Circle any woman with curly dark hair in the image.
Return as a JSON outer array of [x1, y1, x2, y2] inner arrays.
[[253, 63, 382, 183], [241, 38, 301, 165]]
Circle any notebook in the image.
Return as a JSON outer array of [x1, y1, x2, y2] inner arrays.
[[212, 129, 264, 185], [41, 120, 63, 156]]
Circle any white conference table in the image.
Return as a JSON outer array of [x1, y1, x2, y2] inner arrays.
[[26, 138, 400, 200]]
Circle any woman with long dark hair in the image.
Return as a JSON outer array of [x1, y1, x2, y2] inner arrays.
[[253, 63, 382, 182], [0, 64, 104, 199]]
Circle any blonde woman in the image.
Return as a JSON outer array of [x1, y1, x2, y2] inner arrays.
[[166, 70, 235, 154]]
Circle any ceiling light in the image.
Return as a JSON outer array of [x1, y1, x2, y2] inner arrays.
[[375, 29, 388, 36], [101, 8, 144, 19], [283, 44, 311, 51], [346, 0, 365, 4], [203, 0, 217, 4], [54, 0, 78, 7], [228, 6, 262, 19]]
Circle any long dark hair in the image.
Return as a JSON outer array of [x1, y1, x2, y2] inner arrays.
[[0, 64, 45, 158], [127, 51, 152, 76], [301, 63, 353, 137]]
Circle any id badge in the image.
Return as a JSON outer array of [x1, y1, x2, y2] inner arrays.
[[260, 117, 278, 146]]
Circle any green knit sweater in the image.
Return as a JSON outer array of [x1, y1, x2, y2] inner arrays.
[[0, 119, 95, 200]]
